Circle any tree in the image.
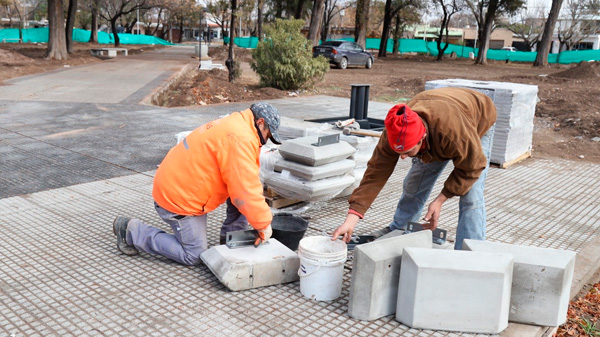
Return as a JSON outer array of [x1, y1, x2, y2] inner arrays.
[[226, 0, 237, 82], [45, 0, 68, 60], [320, 0, 349, 42], [378, 0, 421, 58], [89, 0, 99, 43], [66, 0, 78, 53], [251, 19, 329, 90], [97, 0, 150, 47], [354, 0, 371, 49], [503, 7, 546, 51], [307, 0, 326, 46], [534, 0, 564, 66], [434, 0, 462, 61], [467, 0, 524, 65], [556, 0, 597, 51], [257, 0, 265, 40], [207, 0, 230, 36], [391, 6, 420, 54]]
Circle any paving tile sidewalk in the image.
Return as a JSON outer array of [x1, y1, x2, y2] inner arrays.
[[1, 155, 599, 336]]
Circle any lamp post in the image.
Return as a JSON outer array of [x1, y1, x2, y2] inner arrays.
[[198, 8, 205, 69]]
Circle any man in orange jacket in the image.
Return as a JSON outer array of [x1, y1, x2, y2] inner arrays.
[[112, 102, 282, 265]]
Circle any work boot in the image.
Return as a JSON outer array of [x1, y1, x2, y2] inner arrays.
[[113, 216, 139, 256], [369, 226, 392, 239]]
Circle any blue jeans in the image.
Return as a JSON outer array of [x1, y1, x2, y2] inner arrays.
[[127, 198, 248, 265], [388, 125, 495, 250]]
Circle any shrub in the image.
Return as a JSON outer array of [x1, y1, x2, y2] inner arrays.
[[251, 19, 329, 90]]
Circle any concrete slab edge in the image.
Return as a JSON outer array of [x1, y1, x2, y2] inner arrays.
[[501, 236, 600, 337], [146, 62, 196, 106]]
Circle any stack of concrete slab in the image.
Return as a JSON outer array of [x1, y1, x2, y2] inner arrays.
[[397, 247, 514, 334], [463, 239, 576, 326], [200, 239, 300, 291], [424, 79, 539, 167], [348, 231, 432, 321], [264, 135, 356, 201]]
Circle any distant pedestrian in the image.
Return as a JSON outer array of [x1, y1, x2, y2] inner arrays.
[[332, 87, 497, 249], [113, 102, 282, 265]]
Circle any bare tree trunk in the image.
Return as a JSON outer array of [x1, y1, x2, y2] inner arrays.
[[226, 0, 237, 82], [151, 8, 163, 36], [89, 0, 98, 43], [474, 0, 498, 65], [12, 1, 24, 42], [45, 0, 68, 60], [534, 0, 564, 67], [307, 0, 325, 46], [294, 0, 307, 19], [178, 19, 184, 43], [66, 0, 78, 53], [257, 0, 264, 41], [392, 13, 401, 54], [354, 0, 370, 47], [111, 18, 121, 47], [378, 0, 392, 57]]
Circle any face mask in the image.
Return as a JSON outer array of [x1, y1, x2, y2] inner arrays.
[[255, 121, 267, 146]]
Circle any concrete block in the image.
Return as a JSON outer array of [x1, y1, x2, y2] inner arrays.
[[463, 239, 576, 326], [278, 136, 356, 166], [200, 239, 299, 291], [397, 247, 514, 334], [348, 231, 432, 321], [274, 158, 355, 181], [264, 172, 354, 201]]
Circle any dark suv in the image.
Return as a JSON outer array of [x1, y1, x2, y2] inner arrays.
[[312, 40, 374, 69]]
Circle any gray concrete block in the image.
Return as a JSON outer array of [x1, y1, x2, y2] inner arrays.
[[264, 172, 354, 201], [463, 239, 576, 326], [397, 247, 514, 334], [200, 239, 299, 291], [278, 136, 356, 166], [348, 231, 432, 321], [274, 158, 355, 181]]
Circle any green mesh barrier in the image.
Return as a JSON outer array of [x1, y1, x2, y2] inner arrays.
[[0, 28, 172, 45], [4, 28, 599, 64]]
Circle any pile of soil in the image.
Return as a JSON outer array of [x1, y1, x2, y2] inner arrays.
[[551, 61, 600, 79], [165, 67, 286, 106]]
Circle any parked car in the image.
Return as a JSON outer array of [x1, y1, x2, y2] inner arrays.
[[501, 46, 517, 52], [312, 40, 374, 69]]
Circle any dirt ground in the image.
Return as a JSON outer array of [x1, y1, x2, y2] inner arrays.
[[1, 43, 599, 164]]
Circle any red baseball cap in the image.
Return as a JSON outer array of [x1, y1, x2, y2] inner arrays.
[[384, 104, 426, 152]]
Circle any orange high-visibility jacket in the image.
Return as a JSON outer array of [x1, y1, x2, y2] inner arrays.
[[152, 109, 271, 230]]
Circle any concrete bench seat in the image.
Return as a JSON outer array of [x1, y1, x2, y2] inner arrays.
[[90, 47, 128, 58]]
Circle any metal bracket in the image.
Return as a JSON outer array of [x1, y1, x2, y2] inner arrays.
[[312, 133, 339, 147], [405, 222, 447, 245], [346, 235, 376, 250], [225, 229, 269, 249]]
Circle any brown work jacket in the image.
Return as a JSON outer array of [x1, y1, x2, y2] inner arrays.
[[349, 87, 497, 216]]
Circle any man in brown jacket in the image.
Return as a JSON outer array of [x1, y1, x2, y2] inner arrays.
[[331, 87, 497, 249]]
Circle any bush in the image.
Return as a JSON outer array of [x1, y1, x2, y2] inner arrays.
[[251, 19, 329, 90]]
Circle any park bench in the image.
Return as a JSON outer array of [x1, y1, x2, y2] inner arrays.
[[90, 47, 128, 58]]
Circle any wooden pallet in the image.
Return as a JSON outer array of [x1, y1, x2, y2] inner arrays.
[[491, 151, 532, 169], [264, 187, 302, 209]]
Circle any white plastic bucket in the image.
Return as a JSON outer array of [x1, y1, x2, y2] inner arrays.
[[297, 236, 347, 301]]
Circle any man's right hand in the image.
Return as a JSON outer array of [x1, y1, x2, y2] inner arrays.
[[331, 214, 360, 243], [257, 224, 273, 242]]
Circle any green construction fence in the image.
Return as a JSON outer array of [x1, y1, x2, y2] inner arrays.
[[0, 27, 173, 45], [223, 36, 599, 65]]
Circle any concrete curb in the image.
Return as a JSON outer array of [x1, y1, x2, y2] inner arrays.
[[501, 236, 600, 337], [147, 62, 196, 106]]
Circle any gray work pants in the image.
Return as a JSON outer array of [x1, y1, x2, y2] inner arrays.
[[127, 198, 248, 265]]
